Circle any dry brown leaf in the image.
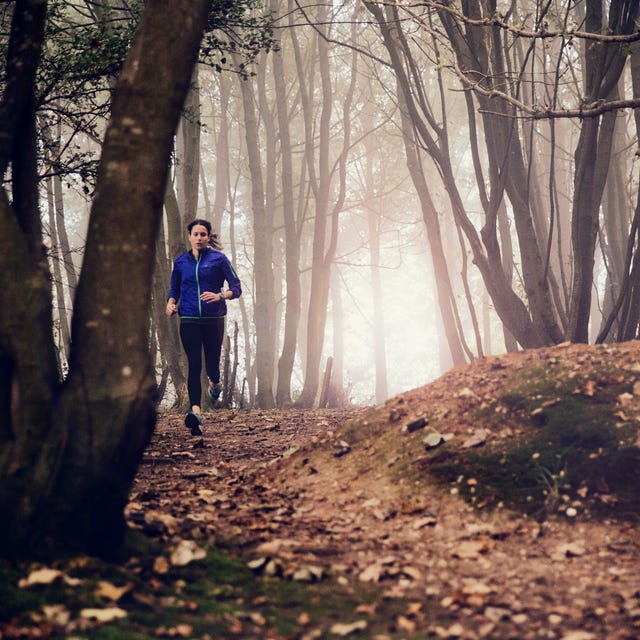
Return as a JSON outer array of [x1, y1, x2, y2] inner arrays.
[[18, 568, 63, 588], [358, 563, 382, 583], [94, 580, 132, 602], [355, 603, 377, 615], [553, 542, 586, 560], [401, 566, 422, 581], [452, 538, 490, 559], [79, 607, 128, 622], [170, 539, 206, 566], [330, 620, 368, 636], [297, 611, 311, 626], [153, 556, 170, 574], [41, 604, 71, 626], [396, 615, 416, 632], [412, 515, 437, 529]]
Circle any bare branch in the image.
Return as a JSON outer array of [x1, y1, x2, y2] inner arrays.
[[379, 0, 640, 44]]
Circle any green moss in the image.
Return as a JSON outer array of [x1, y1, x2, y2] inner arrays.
[[429, 368, 640, 520], [1, 544, 443, 638]]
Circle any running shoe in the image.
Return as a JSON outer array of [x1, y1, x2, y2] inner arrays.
[[208, 382, 223, 404], [184, 410, 203, 436]]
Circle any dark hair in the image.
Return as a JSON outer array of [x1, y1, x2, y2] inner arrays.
[[187, 218, 222, 250], [187, 218, 211, 234]]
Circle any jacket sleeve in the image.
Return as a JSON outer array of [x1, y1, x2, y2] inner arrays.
[[223, 256, 242, 299], [168, 259, 181, 301]]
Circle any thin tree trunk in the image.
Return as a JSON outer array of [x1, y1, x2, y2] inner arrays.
[[274, 1, 301, 407], [176, 65, 200, 224], [234, 53, 276, 407]]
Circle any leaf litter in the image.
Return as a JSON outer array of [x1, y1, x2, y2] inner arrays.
[[2, 341, 640, 638]]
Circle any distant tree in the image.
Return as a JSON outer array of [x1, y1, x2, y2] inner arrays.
[[365, 0, 640, 348]]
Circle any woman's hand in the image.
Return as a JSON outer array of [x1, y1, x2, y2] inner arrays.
[[166, 300, 177, 316], [201, 291, 225, 303]]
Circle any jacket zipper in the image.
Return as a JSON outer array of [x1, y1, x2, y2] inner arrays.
[[195, 253, 202, 316]]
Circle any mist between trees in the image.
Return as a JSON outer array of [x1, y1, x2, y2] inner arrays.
[[8, 0, 640, 410]]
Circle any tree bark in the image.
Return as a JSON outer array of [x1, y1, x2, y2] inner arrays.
[[296, 2, 354, 407], [273, 2, 302, 407], [234, 52, 276, 408], [0, 0, 211, 557]]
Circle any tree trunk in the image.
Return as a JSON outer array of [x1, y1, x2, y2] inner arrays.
[[0, 0, 211, 557], [176, 65, 201, 224], [234, 52, 276, 408], [273, 3, 302, 407], [211, 72, 231, 234], [45, 175, 71, 370], [296, 2, 354, 406], [161, 179, 189, 407]]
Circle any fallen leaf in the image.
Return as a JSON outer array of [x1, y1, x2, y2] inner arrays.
[[144, 511, 179, 534], [553, 542, 586, 559], [396, 615, 416, 632], [79, 607, 128, 622], [153, 556, 170, 574], [434, 622, 466, 638], [333, 441, 352, 457], [254, 538, 297, 555], [452, 539, 490, 559], [355, 603, 377, 615], [460, 580, 493, 606], [292, 564, 324, 582], [247, 557, 268, 572], [155, 624, 194, 637], [18, 568, 63, 587], [483, 606, 511, 622], [41, 604, 71, 626], [297, 611, 311, 625], [358, 563, 382, 583], [170, 539, 206, 566], [94, 580, 131, 602], [412, 515, 437, 529], [401, 566, 422, 581], [330, 620, 368, 636]]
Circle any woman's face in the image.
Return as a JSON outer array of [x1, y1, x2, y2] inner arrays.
[[189, 224, 210, 252]]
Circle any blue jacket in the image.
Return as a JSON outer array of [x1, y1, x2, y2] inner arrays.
[[168, 248, 242, 318]]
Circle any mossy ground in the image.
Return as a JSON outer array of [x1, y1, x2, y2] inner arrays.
[[422, 363, 640, 520], [0, 542, 439, 639]]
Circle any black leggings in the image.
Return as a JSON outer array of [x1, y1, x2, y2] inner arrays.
[[179, 318, 225, 407]]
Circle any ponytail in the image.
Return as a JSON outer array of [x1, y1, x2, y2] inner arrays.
[[209, 231, 223, 250]]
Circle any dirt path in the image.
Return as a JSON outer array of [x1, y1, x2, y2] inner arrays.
[[129, 406, 640, 640]]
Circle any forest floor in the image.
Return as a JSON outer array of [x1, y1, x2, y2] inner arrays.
[[2, 341, 640, 639]]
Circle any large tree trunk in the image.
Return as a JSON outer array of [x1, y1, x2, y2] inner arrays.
[[0, 0, 211, 558]]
